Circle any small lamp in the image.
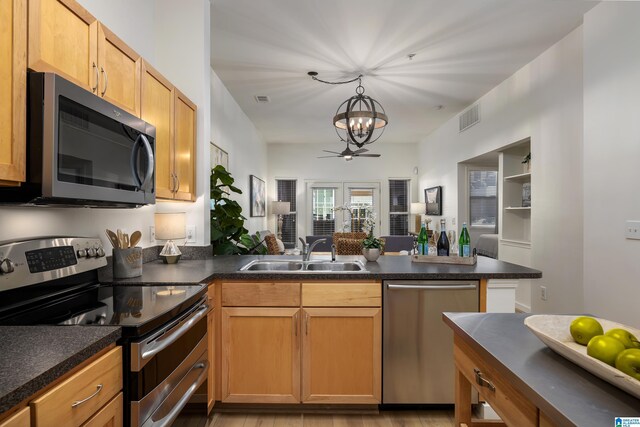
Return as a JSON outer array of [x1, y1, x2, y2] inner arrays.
[[410, 203, 425, 233], [155, 212, 186, 264], [271, 201, 291, 240]]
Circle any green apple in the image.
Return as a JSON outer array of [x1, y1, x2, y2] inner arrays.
[[615, 348, 640, 380], [587, 335, 626, 366], [605, 328, 640, 349], [570, 316, 604, 345]]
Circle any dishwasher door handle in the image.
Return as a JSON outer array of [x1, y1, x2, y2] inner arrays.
[[386, 284, 477, 291]]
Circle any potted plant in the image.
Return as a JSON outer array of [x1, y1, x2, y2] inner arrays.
[[522, 152, 531, 173], [361, 210, 383, 262]]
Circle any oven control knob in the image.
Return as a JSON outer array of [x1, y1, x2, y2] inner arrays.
[[96, 247, 105, 257], [87, 248, 97, 258], [77, 249, 87, 258], [0, 259, 15, 274]]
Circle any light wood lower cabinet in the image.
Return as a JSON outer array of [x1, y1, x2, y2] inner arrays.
[[217, 280, 382, 406], [81, 393, 122, 427], [221, 307, 301, 403], [302, 308, 381, 404], [0, 408, 29, 427]]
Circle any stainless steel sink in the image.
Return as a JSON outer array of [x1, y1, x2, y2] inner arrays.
[[239, 259, 367, 273], [239, 260, 303, 271]]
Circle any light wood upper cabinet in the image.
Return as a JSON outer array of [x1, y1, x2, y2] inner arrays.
[[28, 0, 97, 91], [302, 307, 381, 404], [173, 89, 197, 201], [141, 60, 174, 199], [28, 0, 141, 116], [0, 0, 26, 186], [221, 307, 300, 403], [96, 23, 141, 116]]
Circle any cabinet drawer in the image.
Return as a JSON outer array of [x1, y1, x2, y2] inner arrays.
[[31, 347, 122, 427], [81, 392, 122, 427], [302, 282, 381, 307], [454, 336, 537, 427], [222, 282, 300, 307], [0, 407, 29, 427]]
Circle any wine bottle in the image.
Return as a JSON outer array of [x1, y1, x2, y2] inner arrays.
[[417, 220, 428, 255], [459, 222, 471, 257], [437, 219, 449, 256]]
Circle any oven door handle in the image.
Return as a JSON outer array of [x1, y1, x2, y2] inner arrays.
[[139, 301, 209, 364], [141, 360, 208, 427]]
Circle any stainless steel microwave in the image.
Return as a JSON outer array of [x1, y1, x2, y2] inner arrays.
[[0, 72, 156, 207]]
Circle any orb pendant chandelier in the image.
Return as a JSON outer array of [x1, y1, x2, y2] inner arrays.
[[333, 78, 388, 147]]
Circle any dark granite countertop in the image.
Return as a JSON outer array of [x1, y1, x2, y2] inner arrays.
[[0, 326, 121, 415], [99, 255, 541, 285], [443, 313, 640, 427]]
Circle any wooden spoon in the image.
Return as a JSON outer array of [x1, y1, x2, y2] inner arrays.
[[129, 231, 142, 248], [105, 229, 119, 248]]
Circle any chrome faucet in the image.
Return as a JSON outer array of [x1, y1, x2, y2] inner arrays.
[[298, 237, 327, 262]]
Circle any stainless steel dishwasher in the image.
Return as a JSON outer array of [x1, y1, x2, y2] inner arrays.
[[383, 280, 479, 404]]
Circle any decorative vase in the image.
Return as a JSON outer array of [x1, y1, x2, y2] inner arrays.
[[362, 248, 380, 262]]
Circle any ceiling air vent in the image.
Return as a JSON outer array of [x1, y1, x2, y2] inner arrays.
[[254, 95, 270, 103], [459, 104, 480, 132]]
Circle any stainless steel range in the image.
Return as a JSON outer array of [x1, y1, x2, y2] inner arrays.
[[0, 237, 209, 427]]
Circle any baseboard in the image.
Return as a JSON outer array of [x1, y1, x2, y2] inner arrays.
[[515, 302, 531, 313]]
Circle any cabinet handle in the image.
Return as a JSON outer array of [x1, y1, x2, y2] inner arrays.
[[474, 369, 496, 392], [100, 67, 108, 97], [175, 174, 180, 193], [170, 173, 176, 193], [71, 384, 103, 408], [92, 63, 99, 93], [305, 313, 309, 335]]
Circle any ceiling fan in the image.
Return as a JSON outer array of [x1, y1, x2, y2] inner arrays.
[[318, 145, 381, 161]]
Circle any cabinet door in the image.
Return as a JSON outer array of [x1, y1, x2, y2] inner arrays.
[[173, 89, 197, 201], [97, 23, 141, 116], [0, 407, 29, 427], [302, 308, 381, 404], [28, 0, 98, 92], [0, 0, 26, 185], [80, 393, 122, 427], [222, 307, 300, 403], [141, 60, 174, 199]]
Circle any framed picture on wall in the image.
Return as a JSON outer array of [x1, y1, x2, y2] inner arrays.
[[425, 186, 442, 215], [210, 142, 229, 170], [250, 175, 266, 217]]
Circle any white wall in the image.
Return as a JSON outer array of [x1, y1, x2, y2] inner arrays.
[[418, 27, 584, 314], [211, 70, 268, 234], [0, 1, 212, 249], [583, 3, 640, 326], [267, 142, 419, 239]]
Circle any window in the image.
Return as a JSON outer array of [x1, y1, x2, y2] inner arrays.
[[347, 188, 374, 233], [389, 180, 409, 235], [469, 170, 498, 231], [276, 179, 297, 248], [312, 188, 335, 235]]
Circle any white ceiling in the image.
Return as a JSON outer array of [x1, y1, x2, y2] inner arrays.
[[211, 0, 596, 145]]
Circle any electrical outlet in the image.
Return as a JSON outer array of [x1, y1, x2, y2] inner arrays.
[[186, 225, 196, 243], [149, 226, 155, 243], [540, 286, 548, 301], [625, 221, 640, 240]]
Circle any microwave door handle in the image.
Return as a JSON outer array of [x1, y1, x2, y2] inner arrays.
[[138, 134, 155, 191], [130, 134, 144, 190]]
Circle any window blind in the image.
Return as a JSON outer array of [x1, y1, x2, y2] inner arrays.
[[276, 179, 297, 248], [389, 180, 409, 235], [312, 188, 335, 236], [469, 170, 498, 231]]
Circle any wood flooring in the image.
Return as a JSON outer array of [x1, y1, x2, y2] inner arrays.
[[174, 410, 454, 427]]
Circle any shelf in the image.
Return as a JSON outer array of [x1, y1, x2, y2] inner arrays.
[[504, 172, 531, 182], [505, 206, 531, 211]]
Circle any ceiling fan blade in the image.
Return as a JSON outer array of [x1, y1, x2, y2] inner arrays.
[[322, 150, 342, 155], [352, 148, 369, 155], [317, 155, 341, 158], [356, 154, 381, 157]]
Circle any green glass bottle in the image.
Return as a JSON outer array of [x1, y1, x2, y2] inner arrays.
[[459, 222, 471, 257], [417, 220, 428, 255]]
